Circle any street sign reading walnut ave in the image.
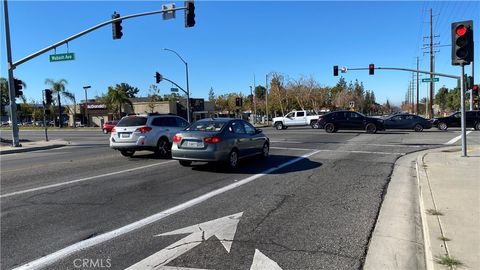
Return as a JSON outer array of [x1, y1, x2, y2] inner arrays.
[[126, 212, 283, 270], [49, 53, 75, 62]]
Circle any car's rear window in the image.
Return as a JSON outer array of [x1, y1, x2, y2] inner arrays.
[[187, 121, 228, 132], [117, 116, 147, 127]]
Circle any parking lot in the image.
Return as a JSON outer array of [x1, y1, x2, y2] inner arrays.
[[1, 127, 478, 269]]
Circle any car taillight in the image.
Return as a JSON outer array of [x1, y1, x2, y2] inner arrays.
[[173, 135, 182, 143], [135, 126, 152, 133], [204, 136, 221, 144], [111, 127, 116, 134]]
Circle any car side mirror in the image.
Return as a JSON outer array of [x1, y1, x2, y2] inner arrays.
[[255, 128, 262, 134]]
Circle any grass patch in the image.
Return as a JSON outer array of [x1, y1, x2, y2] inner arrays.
[[426, 209, 444, 216], [434, 254, 463, 268], [438, 236, 451, 241]]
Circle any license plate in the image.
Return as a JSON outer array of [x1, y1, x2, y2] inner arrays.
[[120, 133, 131, 138], [186, 141, 204, 148]]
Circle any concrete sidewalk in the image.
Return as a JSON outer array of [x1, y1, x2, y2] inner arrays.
[[417, 146, 480, 270], [365, 145, 479, 270], [0, 139, 70, 155]]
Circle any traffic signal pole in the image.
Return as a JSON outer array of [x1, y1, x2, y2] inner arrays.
[[3, 0, 20, 147], [460, 64, 467, 157]]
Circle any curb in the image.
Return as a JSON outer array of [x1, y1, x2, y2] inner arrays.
[[416, 153, 435, 270], [0, 141, 70, 155]]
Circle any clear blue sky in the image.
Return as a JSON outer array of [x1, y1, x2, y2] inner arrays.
[[1, 1, 478, 107]]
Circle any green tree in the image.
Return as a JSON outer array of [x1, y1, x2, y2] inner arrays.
[[114, 83, 140, 98], [45, 78, 74, 127], [147, 84, 161, 113], [254, 85, 266, 99], [105, 86, 133, 118], [208, 87, 215, 102], [446, 88, 461, 111], [1, 77, 27, 117], [435, 86, 449, 112]]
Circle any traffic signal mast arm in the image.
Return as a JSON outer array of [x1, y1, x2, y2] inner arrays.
[[343, 66, 461, 79], [11, 6, 188, 69], [158, 76, 187, 95]]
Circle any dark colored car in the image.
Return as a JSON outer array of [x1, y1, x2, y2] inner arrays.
[[171, 118, 269, 169], [316, 110, 385, 133], [432, 110, 480, 131], [383, 114, 432, 132], [102, 121, 118, 134]]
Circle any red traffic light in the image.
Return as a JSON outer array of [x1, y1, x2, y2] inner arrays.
[[369, 64, 374, 75], [456, 25, 467, 36], [473, 85, 478, 92]]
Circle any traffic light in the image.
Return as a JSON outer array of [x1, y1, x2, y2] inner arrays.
[[473, 85, 479, 98], [185, 1, 195, 28], [333, 65, 338, 76], [45, 89, 53, 105], [466, 75, 474, 90], [155, 72, 163, 83], [452, 20, 473, 66], [112, 12, 123, 40], [14, 78, 23, 97], [235, 97, 242, 107], [369, 64, 374, 75]]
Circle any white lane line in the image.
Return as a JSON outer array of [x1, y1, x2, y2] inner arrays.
[[444, 130, 472, 145], [0, 161, 176, 199], [271, 146, 405, 155], [12, 150, 322, 270], [271, 141, 423, 148]]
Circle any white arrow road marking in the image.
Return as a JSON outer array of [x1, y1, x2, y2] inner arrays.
[[126, 212, 243, 270], [250, 249, 283, 270]]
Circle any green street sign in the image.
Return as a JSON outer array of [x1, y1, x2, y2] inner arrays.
[[49, 53, 75, 62], [170, 88, 179, 92], [422, 78, 439, 82]]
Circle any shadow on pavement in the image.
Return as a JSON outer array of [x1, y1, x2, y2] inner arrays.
[[188, 154, 322, 174]]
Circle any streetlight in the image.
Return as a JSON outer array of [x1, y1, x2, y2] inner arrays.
[[83, 85, 91, 127], [163, 48, 191, 123]]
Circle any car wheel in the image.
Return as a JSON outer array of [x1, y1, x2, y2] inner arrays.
[[156, 138, 171, 157], [275, 122, 283, 130], [120, 150, 135, 157], [474, 122, 480, 131], [366, 123, 377, 134], [179, 160, 192, 167], [310, 121, 318, 129], [438, 122, 448, 131], [260, 143, 269, 159], [228, 149, 239, 169], [325, 123, 335, 133], [414, 124, 423, 132], [103, 129, 108, 134]]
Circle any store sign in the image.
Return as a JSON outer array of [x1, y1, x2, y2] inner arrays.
[[87, 104, 107, 110]]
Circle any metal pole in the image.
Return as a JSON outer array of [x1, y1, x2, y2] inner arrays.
[[185, 62, 191, 123], [73, 94, 76, 128], [416, 57, 419, 115], [3, 0, 20, 147], [253, 74, 256, 124], [84, 88, 88, 127], [460, 65, 467, 157], [42, 90, 48, 142], [265, 74, 269, 126], [470, 61, 474, 110]]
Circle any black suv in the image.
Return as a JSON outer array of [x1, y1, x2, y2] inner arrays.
[[432, 110, 480, 130], [316, 110, 385, 133]]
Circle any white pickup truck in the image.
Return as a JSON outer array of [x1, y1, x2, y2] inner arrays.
[[272, 110, 320, 130]]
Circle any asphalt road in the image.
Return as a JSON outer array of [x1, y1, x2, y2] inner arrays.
[[1, 127, 478, 270]]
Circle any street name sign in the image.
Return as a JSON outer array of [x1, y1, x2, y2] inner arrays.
[[422, 78, 439, 82], [49, 53, 75, 62], [170, 88, 179, 92]]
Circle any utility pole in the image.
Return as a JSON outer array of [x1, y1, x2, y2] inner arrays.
[[470, 62, 474, 110], [429, 8, 434, 119], [416, 57, 420, 115], [265, 74, 269, 126], [253, 74, 256, 124], [411, 73, 415, 114]]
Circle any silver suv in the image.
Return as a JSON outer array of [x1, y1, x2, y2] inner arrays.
[[110, 113, 189, 157]]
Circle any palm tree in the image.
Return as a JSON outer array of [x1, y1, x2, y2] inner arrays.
[[45, 78, 74, 127], [106, 86, 133, 119]]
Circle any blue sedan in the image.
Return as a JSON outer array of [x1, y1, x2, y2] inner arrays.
[[383, 114, 432, 132]]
